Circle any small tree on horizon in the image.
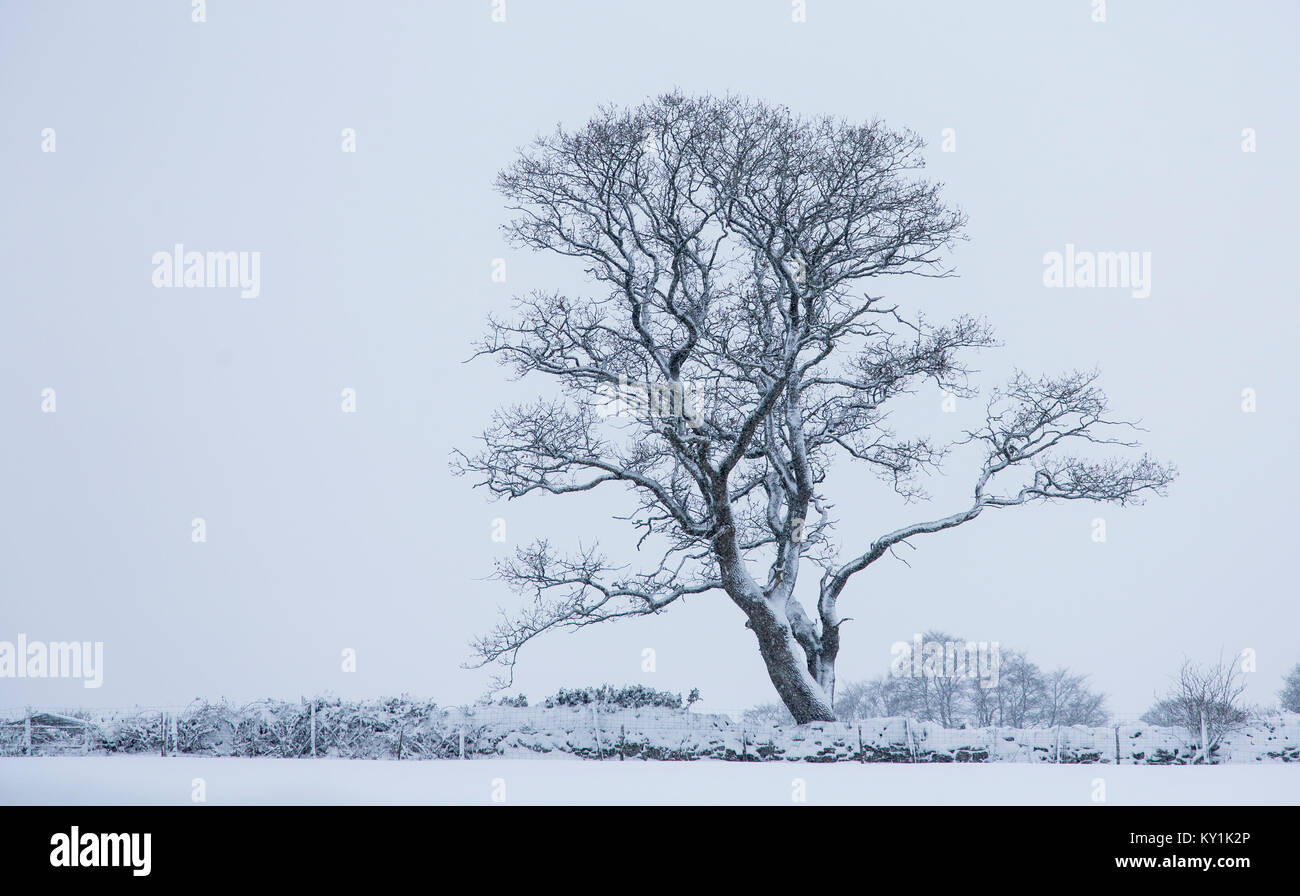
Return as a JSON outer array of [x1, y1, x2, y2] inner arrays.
[[455, 92, 1175, 723], [1144, 654, 1251, 763], [1278, 661, 1300, 714]]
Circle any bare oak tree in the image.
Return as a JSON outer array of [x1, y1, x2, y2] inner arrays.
[[453, 93, 1175, 723]]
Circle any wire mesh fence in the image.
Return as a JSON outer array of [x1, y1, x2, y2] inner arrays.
[[2, 701, 1297, 763]]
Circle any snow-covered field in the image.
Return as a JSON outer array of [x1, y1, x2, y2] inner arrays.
[[2, 756, 1296, 805]]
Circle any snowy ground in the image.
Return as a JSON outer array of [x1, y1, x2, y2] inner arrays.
[[2, 757, 1296, 805]]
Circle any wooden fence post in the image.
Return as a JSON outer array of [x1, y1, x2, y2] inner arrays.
[[23, 707, 32, 756], [458, 728, 465, 759], [310, 700, 317, 758]]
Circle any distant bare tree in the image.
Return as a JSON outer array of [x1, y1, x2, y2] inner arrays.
[[455, 92, 1176, 723], [834, 676, 915, 721], [835, 653, 1108, 729], [1280, 661, 1300, 714], [741, 702, 796, 727], [832, 679, 882, 721], [991, 652, 1043, 728], [967, 667, 1000, 727], [1145, 655, 1250, 762], [919, 630, 968, 728], [1040, 668, 1109, 727]]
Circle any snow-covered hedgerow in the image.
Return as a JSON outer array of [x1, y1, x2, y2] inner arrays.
[[3, 701, 1298, 763]]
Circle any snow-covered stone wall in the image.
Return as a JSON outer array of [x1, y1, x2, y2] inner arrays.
[[6, 701, 1298, 763], [454, 707, 1300, 764]]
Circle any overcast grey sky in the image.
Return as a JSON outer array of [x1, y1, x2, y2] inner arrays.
[[1, 0, 1297, 717]]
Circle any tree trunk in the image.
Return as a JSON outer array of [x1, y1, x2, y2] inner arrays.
[[746, 604, 837, 723]]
